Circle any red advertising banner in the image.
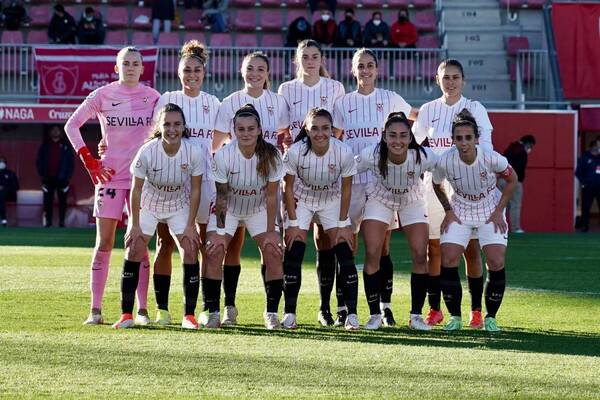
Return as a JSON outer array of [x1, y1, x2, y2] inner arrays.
[[33, 47, 158, 104], [0, 104, 80, 123], [552, 3, 600, 100]]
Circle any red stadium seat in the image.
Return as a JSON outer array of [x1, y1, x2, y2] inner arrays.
[[285, 10, 310, 26], [106, 7, 129, 28], [27, 30, 48, 44], [235, 33, 258, 47], [29, 5, 50, 27], [420, 58, 438, 79], [325, 58, 339, 79], [1, 31, 24, 44], [361, 0, 385, 8], [261, 33, 284, 47], [261, 0, 283, 6], [337, 0, 355, 8], [132, 8, 153, 29], [387, 0, 410, 7], [413, 10, 437, 32], [158, 54, 179, 75], [269, 55, 287, 79], [182, 9, 203, 30], [499, 0, 525, 8], [261, 9, 285, 31], [209, 33, 233, 46], [416, 34, 439, 48], [234, 9, 259, 31], [157, 31, 181, 46], [105, 30, 130, 45], [507, 36, 530, 56], [510, 60, 532, 82], [525, 0, 546, 8], [233, 0, 257, 6], [286, 0, 306, 8], [393, 59, 417, 79], [0, 53, 21, 73], [412, 0, 435, 8], [209, 53, 239, 77], [183, 32, 208, 44], [132, 31, 154, 45]]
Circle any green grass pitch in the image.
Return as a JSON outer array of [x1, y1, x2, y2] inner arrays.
[[1, 228, 599, 399]]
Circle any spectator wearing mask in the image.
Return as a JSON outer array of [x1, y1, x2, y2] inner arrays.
[[575, 138, 600, 232], [335, 8, 362, 48], [313, 7, 336, 47], [152, 0, 176, 43], [502, 134, 536, 233], [77, 7, 105, 45], [36, 126, 74, 228], [2, 0, 27, 31], [363, 11, 390, 48], [201, 0, 228, 33], [0, 157, 19, 227], [390, 8, 418, 52], [285, 16, 312, 47], [48, 4, 77, 44]]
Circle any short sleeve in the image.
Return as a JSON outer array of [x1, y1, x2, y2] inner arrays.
[[215, 99, 233, 133], [432, 156, 446, 184], [473, 101, 494, 151], [153, 93, 169, 123], [391, 92, 412, 116], [268, 154, 285, 182], [333, 98, 345, 130], [490, 151, 509, 174], [130, 145, 148, 179], [422, 148, 439, 172], [277, 95, 290, 130], [356, 146, 374, 174], [411, 103, 429, 145], [190, 144, 207, 177], [283, 146, 298, 176], [210, 150, 229, 183], [340, 146, 358, 178], [334, 81, 346, 102]]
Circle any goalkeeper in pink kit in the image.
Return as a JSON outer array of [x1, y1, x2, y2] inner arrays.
[[65, 47, 160, 326]]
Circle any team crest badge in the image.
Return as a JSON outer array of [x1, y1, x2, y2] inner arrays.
[[328, 163, 336, 172], [203, 105, 210, 113], [377, 103, 383, 112], [135, 159, 142, 168], [320, 96, 328, 105], [407, 171, 415, 178], [267, 106, 274, 115], [143, 97, 148, 103], [480, 171, 488, 181], [181, 163, 189, 171]]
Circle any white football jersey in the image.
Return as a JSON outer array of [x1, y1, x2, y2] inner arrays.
[[131, 138, 205, 213], [283, 137, 357, 209], [356, 145, 437, 210], [278, 77, 345, 140], [333, 88, 412, 184], [412, 96, 493, 155], [214, 89, 289, 146], [432, 146, 510, 223], [210, 142, 284, 217]]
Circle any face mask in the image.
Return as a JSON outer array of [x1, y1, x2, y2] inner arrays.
[[321, 14, 331, 22], [0, 162, 6, 170], [398, 15, 408, 22], [373, 19, 381, 26], [345, 14, 353, 21], [85, 15, 94, 22]]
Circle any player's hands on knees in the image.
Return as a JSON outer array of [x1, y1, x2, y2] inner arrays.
[[486, 209, 507, 233], [263, 231, 284, 256], [285, 226, 303, 248], [125, 225, 144, 248], [182, 224, 201, 249], [441, 210, 461, 234], [205, 233, 227, 257], [335, 226, 354, 248]]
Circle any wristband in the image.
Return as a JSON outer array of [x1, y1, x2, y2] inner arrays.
[[216, 227, 226, 236], [288, 219, 298, 227], [337, 218, 350, 228]]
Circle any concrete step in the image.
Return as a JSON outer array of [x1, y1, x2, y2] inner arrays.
[[462, 76, 513, 101], [442, 1, 500, 9], [449, 51, 508, 75], [445, 31, 505, 50], [442, 8, 501, 27]]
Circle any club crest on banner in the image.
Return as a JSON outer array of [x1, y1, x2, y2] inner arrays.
[[40, 65, 79, 97]]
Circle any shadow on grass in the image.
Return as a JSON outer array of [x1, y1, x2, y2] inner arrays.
[[129, 323, 600, 357]]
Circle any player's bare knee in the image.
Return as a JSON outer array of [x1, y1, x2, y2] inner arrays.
[[181, 243, 199, 264], [411, 249, 428, 267], [156, 235, 176, 255], [486, 256, 504, 271]]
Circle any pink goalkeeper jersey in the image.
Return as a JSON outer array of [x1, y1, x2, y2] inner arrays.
[[65, 81, 160, 189]]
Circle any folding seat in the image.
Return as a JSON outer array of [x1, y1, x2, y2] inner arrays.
[[132, 31, 154, 45], [509, 60, 532, 82], [182, 9, 203, 30], [412, 0, 434, 8], [132, 8, 153, 29], [234, 9, 258, 31], [105, 30, 130, 45], [209, 33, 233, 46], [27, 30, 49, 44], [106, 7, 129, 28], [416, 34, 439, 48], [285, 9, 309, 27], [157, 31, 181, 46], [261, 9, 285, 31], [261, 33, 284, 47], [507, 36, 529, 56], [28, 5, 50, 27], [420, 58, 438, 79], [387, 0, 410, 7], [413, 10, 436, 32], [1, 31, 24, 44], [235, 33, 259, 47], [183, 31, 208, 44], [361, 0, 385, 8], [392, 59, 417, 79]]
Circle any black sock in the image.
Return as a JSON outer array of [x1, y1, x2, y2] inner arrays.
[[427, 274, 441, 311], [283, 241, 306, 314], [121, 260, 140, 314], [261, 264, 267, 290], [153, 274, 171, 311], [410, 273, 429, 315], [485, 269, 506, 318], [316, 248, 336, 312], [265, 279, 283, 313], [335, 261, 345, 309], [183, 262, 200, 316], [334, 242, 358, 315], [468, 275, 484, 311], [440, 266, 462, 317], [222, 264, 241, 307], [363, 270, 381, 316], [379, 255, 394, 303], [201, 277, 221, 313]]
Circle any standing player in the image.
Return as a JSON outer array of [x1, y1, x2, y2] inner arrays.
[[278, 39, 346, 326], [356, 112, 437, 330], [203, 104, 285, 329], [281, 108, 359, 330], [412, 59, 493, 329], [149, 40, 219, 325], [212, 52, 289, 326], [113, 103, 204, 329], [65, 46, 160, 326], [432, 109, 516, 332], [333, 48, 417, 326]]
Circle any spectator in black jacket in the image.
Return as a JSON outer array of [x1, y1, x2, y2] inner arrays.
[[36, 126, 74, 228], [575, 138, 600, 232], [503, 134, 536, 233], [0, 156, 19, 227], [2, 0, 27, 31], [77, 7, 105, 44], [336, 8, 362, 48], [286, 16, 312, 47], [363, 11, 390, 48], [48, 4, 77, 44]]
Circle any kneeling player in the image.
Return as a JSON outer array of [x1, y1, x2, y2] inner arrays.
[[281, 108, 360, 330], [112, 103, 204, 329], [432, 109, 516, 332]]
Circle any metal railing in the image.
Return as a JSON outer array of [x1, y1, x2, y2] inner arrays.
[[514, 49, 553, 108]]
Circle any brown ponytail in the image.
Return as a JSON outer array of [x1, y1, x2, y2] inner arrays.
[[451, 108, 479, 138]]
